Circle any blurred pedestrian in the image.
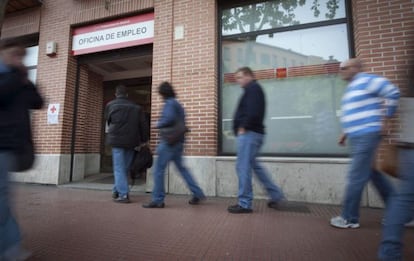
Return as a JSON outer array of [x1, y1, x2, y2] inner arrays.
[[330, 58, 400, 229], [143, 82, 205, 208], [105, 85, 148, 203], [378, 66, 414, 261], [228, 67, 285, 214], [0, 39, 43, 260]]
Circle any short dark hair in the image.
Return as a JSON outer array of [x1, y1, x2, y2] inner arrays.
[[158, 81, 176, 99], [0, 38, 24, 51], [115, 85, 128, 97], [236, 67, 255, 78]]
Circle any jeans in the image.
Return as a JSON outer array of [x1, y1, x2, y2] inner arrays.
[[236, 131, 284, 209], [112, 148, 135, 197], [379, 148, 414, 261], [152, 141, 205, 203], [0, 151, 21, 257], [341, 132, 394, 223]]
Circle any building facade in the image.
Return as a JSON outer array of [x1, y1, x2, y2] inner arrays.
[[2, 0, 413, 207]]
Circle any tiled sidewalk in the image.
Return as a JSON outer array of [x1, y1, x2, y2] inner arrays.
[[10, 184, 414, 261]]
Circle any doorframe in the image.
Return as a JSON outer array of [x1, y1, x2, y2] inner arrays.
[[69, 45, 153, 182]]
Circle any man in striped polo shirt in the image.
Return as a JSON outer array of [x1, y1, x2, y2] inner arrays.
[[330, 58, 400, 229]]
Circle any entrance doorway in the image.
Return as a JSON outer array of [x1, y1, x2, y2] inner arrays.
[[72, 45, 152, 187], [101, 77, 152, 173]]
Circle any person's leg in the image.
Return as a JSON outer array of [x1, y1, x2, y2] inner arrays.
[[341, 133, 381, 224], [111, 148, 129, 198], [251, 132, 284, 202], [151, 142, 173, 204], [235, 132, 255, 209], [371, 168, 394, 204], [379, 148, 414, 261], [172, 143, 205, 199], [0, 152, 21, 257]]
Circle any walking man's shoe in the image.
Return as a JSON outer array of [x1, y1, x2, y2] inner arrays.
[[113, 195, 130, 204], [112, 191, 119, 199], [188, 196, 206, 205], [267, 200, 288, 210], [228, 204, 253, 214], [142, 202, 165, 208], [330, 216, 360, 229]]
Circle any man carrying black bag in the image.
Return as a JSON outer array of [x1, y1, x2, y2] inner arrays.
[[0, 39, 43, 260]]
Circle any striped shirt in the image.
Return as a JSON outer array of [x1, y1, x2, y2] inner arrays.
[[340, 73, 400, 137]]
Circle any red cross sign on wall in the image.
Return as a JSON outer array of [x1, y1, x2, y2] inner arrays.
[[47, 104, 60, 125]]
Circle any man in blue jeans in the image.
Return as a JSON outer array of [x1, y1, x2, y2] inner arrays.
[[330, 58, 400, 228], [379, 146, 414, 261], [228, 67, 285, 214], [105, 85, 148, 203], [378, 74, 414, 260]]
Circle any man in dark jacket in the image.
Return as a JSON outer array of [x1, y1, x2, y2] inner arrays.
[[105, 85, 148, 203], [0, 40, 43, 260], [228, 67, 284, 214]]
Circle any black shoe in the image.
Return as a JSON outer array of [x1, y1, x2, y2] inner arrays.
[[227, 204, 253, 214], [189, 196, 206, 205], [113, 195, 130, 203], [267, 200, 287, 210], [142, 202, 165, 208], [112, 191, 119, 199]]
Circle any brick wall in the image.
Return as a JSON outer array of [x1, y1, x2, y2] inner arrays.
[[10, 0, 414, 160], [34, 0, 75, 154], [70, 0, 154, 25], [6, 0, 218, 158], [352, 0, 414, 162], [1, 7, 40, 39], [29, 0, 158, 155], [151, 0, 218, 156], [352, 0, 414, 96], [151, 0, 173, 149], [72, 65, 104, 154]]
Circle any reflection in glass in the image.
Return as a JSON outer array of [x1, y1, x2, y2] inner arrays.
[[24, 46, 39, 67], [24, 46, 39, 83], [27, 69, 37, 83], [221, 25, 350, 155], [222, 77, 347, 155], [222, 24, 349, 73], [222, 0, 346, 35]]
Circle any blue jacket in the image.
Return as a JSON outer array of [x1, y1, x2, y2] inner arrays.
[[233, 80, 266, 135]]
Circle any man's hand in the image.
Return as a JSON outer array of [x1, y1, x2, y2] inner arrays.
[[238, 127, 246, 135], [338, 134, 347, 146]]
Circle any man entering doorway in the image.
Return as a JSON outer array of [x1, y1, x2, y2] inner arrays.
[[228, 67, 285, 214], [105, 85, 148, 203]]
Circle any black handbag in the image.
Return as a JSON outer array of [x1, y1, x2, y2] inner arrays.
[[160, 119, 187, 145]]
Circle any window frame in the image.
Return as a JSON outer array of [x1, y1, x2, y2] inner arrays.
[[217, 0, 355, 157]]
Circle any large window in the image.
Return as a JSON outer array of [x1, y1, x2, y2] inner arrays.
[[219, 0, 352, 156]]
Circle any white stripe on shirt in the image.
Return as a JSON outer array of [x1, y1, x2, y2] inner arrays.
[[341, 109, 384, 122]]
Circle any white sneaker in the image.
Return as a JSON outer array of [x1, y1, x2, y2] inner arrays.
[[330, 216, 360, 229]]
